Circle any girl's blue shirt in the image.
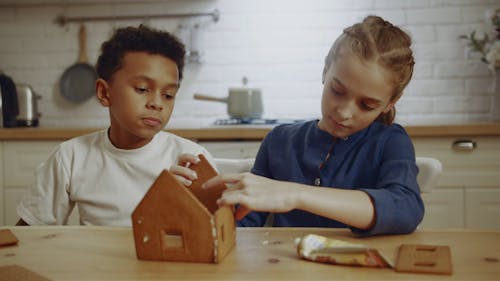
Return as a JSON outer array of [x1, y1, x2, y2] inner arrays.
[[238, 120, 424, 236]]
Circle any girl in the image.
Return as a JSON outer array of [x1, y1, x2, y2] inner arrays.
[[202, 15, 424, 236]]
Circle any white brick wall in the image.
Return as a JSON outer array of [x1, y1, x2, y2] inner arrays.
[[0, 0, 498, 128]]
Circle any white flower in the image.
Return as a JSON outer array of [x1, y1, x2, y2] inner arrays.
[[461, 8, 500, 70], [485, 41, 500, 71]]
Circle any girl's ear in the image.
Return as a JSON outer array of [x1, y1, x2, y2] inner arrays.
[[383, 94, 402, 113], [383, 103, 394, 114], [96, 78, 111, 107]]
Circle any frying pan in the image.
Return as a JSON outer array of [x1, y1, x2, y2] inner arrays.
[[59, 24, 97, 103]]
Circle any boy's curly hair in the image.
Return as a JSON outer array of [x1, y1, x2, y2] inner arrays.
[[96, 25, 185, 81]]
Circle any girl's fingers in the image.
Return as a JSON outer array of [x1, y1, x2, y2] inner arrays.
[[202, 173, 243, 189], [216, 192, 251, 221]]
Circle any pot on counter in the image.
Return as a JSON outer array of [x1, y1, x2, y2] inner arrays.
[[194, 77, 263, 119]]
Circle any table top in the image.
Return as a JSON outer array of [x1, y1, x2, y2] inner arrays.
[[1, 226, 499, 280]]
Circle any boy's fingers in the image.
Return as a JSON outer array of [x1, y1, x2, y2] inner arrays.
[[173, 175, 192, 186], [169, 165, 198, 181], [177, 153, 200, 167]]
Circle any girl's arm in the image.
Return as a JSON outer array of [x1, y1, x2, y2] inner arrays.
[[202, 173, 376, 230]]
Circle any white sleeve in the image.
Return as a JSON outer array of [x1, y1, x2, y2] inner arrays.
[[17, 147, 74, 225], [198, 146, 216, 168]]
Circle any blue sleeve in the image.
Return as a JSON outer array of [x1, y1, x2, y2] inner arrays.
[[236, 130, 272, 227], [353, 130, 425, 236]]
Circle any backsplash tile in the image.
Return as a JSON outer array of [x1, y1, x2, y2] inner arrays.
[[0, 0, 498, 128]]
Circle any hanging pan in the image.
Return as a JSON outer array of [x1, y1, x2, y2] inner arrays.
[[59, 24, 97, 103]]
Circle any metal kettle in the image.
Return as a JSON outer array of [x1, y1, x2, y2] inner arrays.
[[0, 73, 19, 127], [0, 73, 41, 127]]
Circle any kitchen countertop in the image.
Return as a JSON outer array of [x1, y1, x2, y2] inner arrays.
[[1, 123, 500, 141]]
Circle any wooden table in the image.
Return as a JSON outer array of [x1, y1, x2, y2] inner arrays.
[[1, 226, 499, 280]]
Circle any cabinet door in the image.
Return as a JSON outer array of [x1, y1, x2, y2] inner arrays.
[[2, 141, 60, 226], [3, 141, 60, 186], [199, 141, 261, 159], [4, 187, 79, 226], [4, 187, 28, 225], [0, 142, 3, 225], [420, 188, 464, 228], [465, 189, 500, 229]]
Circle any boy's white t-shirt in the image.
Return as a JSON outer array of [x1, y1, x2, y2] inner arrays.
[[17, 129, 215, 227]]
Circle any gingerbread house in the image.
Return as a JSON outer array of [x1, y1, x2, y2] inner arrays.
[[131, 154, 236, 263]]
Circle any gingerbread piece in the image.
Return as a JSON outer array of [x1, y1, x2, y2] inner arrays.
[[0, 229, 19, 247], [395, 244, 452, 275], [0, 265, 51, 281], [131, 154, 235, 263]]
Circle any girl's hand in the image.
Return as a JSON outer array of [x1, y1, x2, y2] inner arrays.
[[202, 172, 301, 220], [169, 153, 200, 186]]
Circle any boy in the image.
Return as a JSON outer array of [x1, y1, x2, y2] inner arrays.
[[16, 25, 212, 226]]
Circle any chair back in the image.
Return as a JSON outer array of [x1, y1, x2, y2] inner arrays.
[[415, 157, 442, 193], [214, 158, 255, 174]]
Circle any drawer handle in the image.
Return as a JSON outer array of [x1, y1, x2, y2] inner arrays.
[[452, 139, 476, 151]]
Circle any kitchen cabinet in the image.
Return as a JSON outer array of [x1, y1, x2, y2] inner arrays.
[[413, 136, 500, 229], [465, 189, 500, 229], [0, 143, 3, 225], [3, 141, 59, 187], [420, 189, 465, 228], [1, 141, 79, 225]]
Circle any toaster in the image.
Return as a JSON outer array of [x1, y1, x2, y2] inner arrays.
[[16, 84, 42, 127]]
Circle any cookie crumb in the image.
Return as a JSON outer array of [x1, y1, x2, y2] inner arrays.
[[268, 258, 280, 264]]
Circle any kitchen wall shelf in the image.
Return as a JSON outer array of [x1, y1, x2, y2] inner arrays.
[[55, 9, 219, 26], [0, 0, 211, 8]]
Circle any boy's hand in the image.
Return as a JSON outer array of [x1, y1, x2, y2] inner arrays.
[[169, 153, 200, 186]]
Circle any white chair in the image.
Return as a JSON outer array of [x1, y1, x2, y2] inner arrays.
[[415, 157, 442, 193], [214, 157, 442, 193], [214, 158, 255, 174]]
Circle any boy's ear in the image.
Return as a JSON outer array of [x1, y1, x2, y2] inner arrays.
[[96, 78, 111, 106], [321, 58, 328, 84], [322, 56, 333, 84]]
